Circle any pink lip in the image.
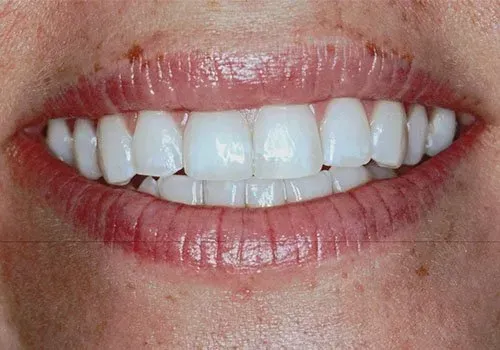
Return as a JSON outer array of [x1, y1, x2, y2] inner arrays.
[[8, 38, 484, 272], [39, 38, 466, 122]]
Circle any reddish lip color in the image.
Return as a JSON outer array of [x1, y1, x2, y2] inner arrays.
[[39, 38, 469, 122], [7, 38, 484, 272], [7, 123, 483, 272]]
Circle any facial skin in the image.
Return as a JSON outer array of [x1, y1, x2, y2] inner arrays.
[[0, 0, 499, 348]]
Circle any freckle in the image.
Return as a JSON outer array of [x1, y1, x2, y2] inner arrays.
[[125, 43, 144, 63], [93, 62, 103, 73], [164, 295, 176, 302], [415, 265, 429, 277]]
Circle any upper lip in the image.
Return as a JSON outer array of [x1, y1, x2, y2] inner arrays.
[[38, 36, 467, 123]]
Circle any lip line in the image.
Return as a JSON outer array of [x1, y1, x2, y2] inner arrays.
[[6, 121, 484, 272], [26, 36, 475, 126]]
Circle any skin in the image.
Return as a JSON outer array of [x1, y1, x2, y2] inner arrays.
[[0, 0, 499, 348]]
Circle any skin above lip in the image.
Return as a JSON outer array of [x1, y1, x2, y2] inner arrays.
[[6, 38, 485, 272]]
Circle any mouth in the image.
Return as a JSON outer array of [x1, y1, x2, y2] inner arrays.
[[6, 37, 484, 272]]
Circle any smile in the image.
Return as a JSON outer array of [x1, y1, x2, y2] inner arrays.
[[7, 38, 483, 271]]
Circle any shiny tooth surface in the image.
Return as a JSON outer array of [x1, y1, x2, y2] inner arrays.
[[245, 178, 286, 207], [204, 180, 245, 207], [320, 98, 371, 167], [403, 104, 429, 166], [284, 171, 333, 203], [253, 105, 322, 179], [370, 100, 407, 168], [329, 166, 371, 192], [46, 119, 74, 165], [184, 110, 253, 181], [138, 176, 160, 197], [97, 115, 135, 185], [158, 175, 204, 205], [365, 163, 396, 180], [73, 119, 102, 180], [425, 107, 457, 156], [132, 110, 183, 177]]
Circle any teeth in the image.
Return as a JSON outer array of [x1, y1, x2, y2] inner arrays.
[[320, 98, 371, 167], [184, 111, 253, 181], [403, 104, 429, 166], [73, 119, 102, 180], [329, 166, 371, 192], [284, 171, 333, 203], [46, 119, 74, 165], [204, 180, 245, 207], [245, 178, 286, 207], [425, 107, 456, 156], [46, 97, 467, 207], [158, 175, 204, 205], [253, 105, 323, 179], [138, 176, 160, 197], [370, 101, 407, 168], [132, 111, 183, 177], [365, 163, 396, 180], [97, 115, 135, 185]]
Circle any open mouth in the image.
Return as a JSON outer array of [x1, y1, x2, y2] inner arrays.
[[6, 38, 483, 272]]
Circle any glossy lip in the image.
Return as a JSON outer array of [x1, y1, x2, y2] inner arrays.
[[34, 36, 476, 124], [6, 38, 485, 272]]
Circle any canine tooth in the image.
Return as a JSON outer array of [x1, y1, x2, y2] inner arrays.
[[245, 178, 286, 207], [158, 175, 203, 205], [329, 166, 371, 192], [204, 180, 245, 207], [138, 176, 160, 197], [132, 111, 183, 177], [97, 115, 135, 185], [425, 107, 456, 156], [46, 119, 74, 165], [320, 98, 371, 167], [253, 105, 322, 179], [73, 119, 102, 180], [184, 111, 253, 181], [403, 104, 429, 166], [284, 171, 333, 203], [370, 101, 407, 168], [365, 163, 396, 180]]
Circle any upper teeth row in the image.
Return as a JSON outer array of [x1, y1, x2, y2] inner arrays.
[[46, 98, 458, 185]]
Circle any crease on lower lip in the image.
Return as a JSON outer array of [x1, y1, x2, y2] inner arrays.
[[5, 122, 485, 271], [36, 36, 474, 124]]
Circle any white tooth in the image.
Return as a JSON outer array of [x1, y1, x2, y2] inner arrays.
[[403, 104, 429, 166], [284, 171, 333, 203], [138, 176, 160, 197], [320, 98, 371, 167], [204, 180, 245, 207], [184, 111, 252, 181], [97, 115, 135, 185], [245, 178, 286, 207], [73, 119, 102, 180], [158, 175, 203, 205], [370, 101, 407, 168], [46, 119, 74, 165], [329, 166, 371, 192], [425, 107, 456, 156], [253, 105, 323, 179], [365, 163, 396, 180], [132, 110, 183, 177]]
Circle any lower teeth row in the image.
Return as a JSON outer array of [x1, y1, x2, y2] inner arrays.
[[135, 164, 395, 207]]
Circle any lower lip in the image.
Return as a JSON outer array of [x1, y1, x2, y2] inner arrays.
[[6, 123, 483, 272]]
